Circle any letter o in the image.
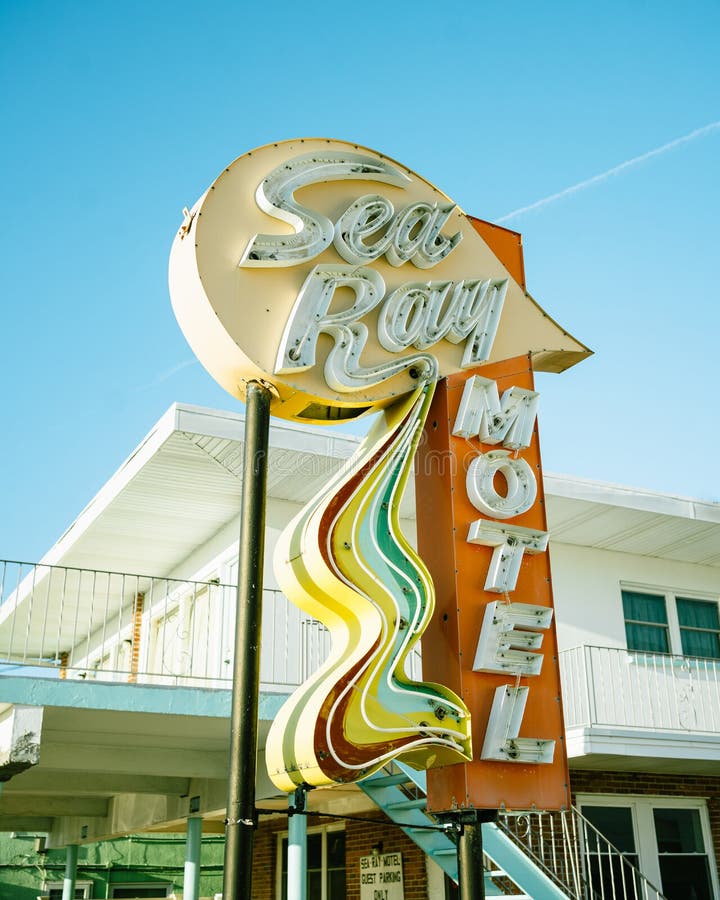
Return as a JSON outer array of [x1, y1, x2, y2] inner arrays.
[[466, 450, 537, 519]]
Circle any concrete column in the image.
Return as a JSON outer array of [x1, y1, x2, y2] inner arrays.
[[287, 791, 307, 900], [61, 843, 78, 900], [184, 816, 203, 900]]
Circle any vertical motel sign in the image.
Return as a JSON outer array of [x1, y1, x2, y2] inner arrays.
[[416, 222, 569, 813], [417, 354, 568, 812], [169, 138, 588, 812]]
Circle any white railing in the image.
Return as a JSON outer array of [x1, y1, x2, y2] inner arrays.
[[0, 559, 238, 686], [0, 559, 421, 690], [497, 807, 668, 899], [560, 644, 720, 734]]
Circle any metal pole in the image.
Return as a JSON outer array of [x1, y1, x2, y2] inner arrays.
[[184, 815, 203, 900], [456, 811, 493, 900], [222, 381, 272, 900], [287, 788, 307, 900], [61, 844, 78, 900]]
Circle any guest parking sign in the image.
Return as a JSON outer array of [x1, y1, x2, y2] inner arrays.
[[360, 851, 404, 900]]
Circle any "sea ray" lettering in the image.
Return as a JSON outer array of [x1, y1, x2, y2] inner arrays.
[[275, 265, 507, 391]]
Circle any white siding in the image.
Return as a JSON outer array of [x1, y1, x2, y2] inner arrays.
[[550, 541, 720, 651]]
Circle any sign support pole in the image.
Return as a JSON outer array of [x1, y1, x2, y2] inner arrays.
[[443, 809, 497, 900], [61, 844, 78, 900], [458, 812, 485, 900], [222, 381, 272, 900], [287, 787, 307, 900]]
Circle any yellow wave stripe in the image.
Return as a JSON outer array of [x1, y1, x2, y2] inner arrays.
[[265, 379, 472, 792]]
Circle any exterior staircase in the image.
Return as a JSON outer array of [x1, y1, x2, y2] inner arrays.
[[359, 762, 556, 897], [359, 763, 669, 899]]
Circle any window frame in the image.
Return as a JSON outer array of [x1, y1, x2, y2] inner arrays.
[[675, 597, 720, 659], [621, 584, 720, 660], [43, 882, 92, 900], [108, 883, 173, 898], [577, 794, 719, 899], [275, 823, 346, 900]]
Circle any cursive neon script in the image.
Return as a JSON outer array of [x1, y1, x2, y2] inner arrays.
[[240, 151, 507, 391], [275, 266, 507, 392], [239, 151, 461, 269]]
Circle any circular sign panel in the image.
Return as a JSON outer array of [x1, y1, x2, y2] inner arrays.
[[169, 138, 588, 423]]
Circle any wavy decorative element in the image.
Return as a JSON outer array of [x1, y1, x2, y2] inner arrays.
[[266, 379, 472, 792]]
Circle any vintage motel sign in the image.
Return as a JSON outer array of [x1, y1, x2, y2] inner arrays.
[[170, 139, 588, 422], [169, 138, 589, 807], [417, 355, 569, 812]]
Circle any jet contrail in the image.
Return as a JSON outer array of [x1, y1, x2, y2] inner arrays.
[[497, 120, 720, 223], [136, 358, 198, 392]]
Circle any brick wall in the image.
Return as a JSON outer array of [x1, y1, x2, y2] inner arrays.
[[252, 814, 285, 900], [249, 773, 720, 898], [252, 811, 431, 900], [570, 769, 720, 867], [345, 812, 430, 900]]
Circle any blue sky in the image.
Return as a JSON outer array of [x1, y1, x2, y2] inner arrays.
[[1, 1, 718, 563]]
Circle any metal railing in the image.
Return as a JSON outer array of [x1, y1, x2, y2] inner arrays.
[[560, 644, 720, 734], [0, 559, 421, 689], [365, 762, 667, 898], [0, 559, 238, 686], [497, 807, 668, 899]]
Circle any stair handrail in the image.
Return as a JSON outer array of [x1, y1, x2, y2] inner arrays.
[[496, 805, 670, 900], [495, 810, 586, 900]]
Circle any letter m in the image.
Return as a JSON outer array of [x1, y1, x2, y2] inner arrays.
[[452, 375, 539, 450]]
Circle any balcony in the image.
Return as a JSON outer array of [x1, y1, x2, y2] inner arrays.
[[5, 557, 717, 773], [560, 644, 720, 771], [0, 559, 418, 694]]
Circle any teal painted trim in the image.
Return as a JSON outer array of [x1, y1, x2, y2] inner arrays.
[[0, 676, 289, 720], [481, 823, 568, 899], [358, 766, 458, 883], [362, 763, 566, 896], [395, 761, 427, 792]]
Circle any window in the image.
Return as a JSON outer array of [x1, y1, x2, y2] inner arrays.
[[582, 805, 640, 898], [622, 589, 720, 660], [578, 796, 718, 900], [676, 598, 720, 659], [45, 883, 91, 900], [277, 826, 345, 900], [109, 885, 172, 898], [654, 808, 714, 900], [622, 591, 670, 654]]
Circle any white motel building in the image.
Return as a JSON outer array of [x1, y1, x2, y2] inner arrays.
[[1, 401, 719, 900]]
